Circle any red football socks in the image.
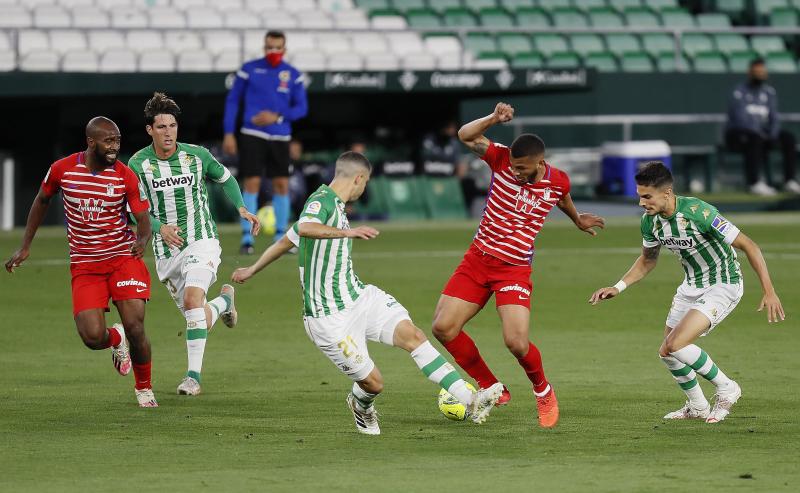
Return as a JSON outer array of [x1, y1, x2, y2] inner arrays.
[[104, 327, 122, 349], [133, 362, 152, 390], [443, 331, 498, 389], [517, 342, 549, 394]]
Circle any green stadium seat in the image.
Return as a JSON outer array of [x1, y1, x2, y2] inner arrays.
[[463, 0, 498, 10], [605, 33, 642, 56], [754, 0, 790, 18], [511, 51, 545, 68], [655, 51, 691, 71], [497, 32, 534, 56], [769, 6, 799, 26], [765, 51, 799, 72], [681, 33, 714, 57], [641, 33, 674, 56], [515, 7, 551, 27], [620, 51, 655, 72], [569, 34, 605, 56], [380, 177, 428, 220], [391, 0, 426, 12], [479, 7, 515, 26], [588, 7, 625, 27], [356, 176, 389, 218], [584, 51, 620, 72], [551, 7, 589, 27], [713, 33, 749, 55], [646, 0, 677, 9], [750, 35, 787, 54], [443, 7, 478, 26], [659, 7, 695, 27], [499, 0, 531, 9], [475, 51, 509, 67], [693, 51, 728, 72], [696, 13, 732, 28], [538, 0, 572, 9], [576, 0, 608, 12], [418, 177, 468, 220], [406, 8, 443, 27], [357, 0, 392, 10], [428, 0, 464, 13], [715, 0, 747, 23], [624, 7, 661, 27], [727, 50, 759, 71], [547, 51, 581, 68], [532, 33, 569, 56], [465, 33, 497, 54], [609, 0, 643, 13]]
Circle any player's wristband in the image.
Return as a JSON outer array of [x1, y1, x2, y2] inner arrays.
[[613, 280, 627, 293]]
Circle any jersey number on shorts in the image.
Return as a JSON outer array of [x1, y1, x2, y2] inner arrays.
[[338, 335, 358, 358]]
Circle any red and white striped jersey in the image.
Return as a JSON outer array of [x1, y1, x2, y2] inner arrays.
[[41, 152, 150, 264], [472, 141, 571, 266]]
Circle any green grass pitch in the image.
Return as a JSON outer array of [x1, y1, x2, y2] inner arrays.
[[1, 213, 798, 492]]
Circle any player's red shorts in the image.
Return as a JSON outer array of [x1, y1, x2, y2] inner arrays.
[[442, 244, 532, 308], [70, 255, 151, 316]]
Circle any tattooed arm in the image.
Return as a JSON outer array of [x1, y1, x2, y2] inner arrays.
[[457, 102, 514, 156], [589, 245, 660, 304]]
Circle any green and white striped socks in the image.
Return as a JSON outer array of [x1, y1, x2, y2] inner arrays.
[[185, 307, 207, 382], [661, 355, 707, 406], [206, 295, 230, 329], [411, 341, 473, 406], [666, 344, 734, 398], [351, 383, 377, 411]]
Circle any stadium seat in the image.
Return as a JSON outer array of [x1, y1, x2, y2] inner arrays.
[[692, 50, 728, 72], [765, 50, 798, 72], [497, 32, 533, 56], [714, 0, 747, 23], [380, 177, 428, 220], [260, 10, 298, 29], [356, 0, 390, 10], [370, 11, 408, 28], [0, 6, 32, 28], [19, 31, 49, 55], [298, 10, 335, 29], [225, 10, 263, 29], [465, 33, 497, 55], [49, 31, 88, 55], [406, 8, 442, 28], [187, 7, 224, 28], [282, 0, 316, 11], [515, 7, 551, 28], [727, 50, 759, 71], [333, 9, 370, 29], [641, 33, 674, 56], [443, 7, 478, 26], [0, 31, 11, 51], [646, 0, 678, 8], [499, 0, 530, 10], [754, 0, 790, 22], [97, 0, 136, 7], [402, 51, 437, 69], [327, 52, 363, 70], [21, 50, 60, 71], [575, 0, 609, 12], [177, 50, 214, 72], [165, 32, 202, 53], [34, 6, 71, 28], [609, 0, 643, 13], [479, 7, 514, 27], [584, 51, 620, 72], [547, 51, 580, 68], [681, 33, 714, 57], [71, 8, 111, 29], [62, 51, 99, 72], [429, 0, 463, 13], [112, 8, 148, 28], [624, 7, 660, 27], [386, 32, 424, 56], [292, 50, 326, 71], [551, 7, 589, 27], [424, 34, 462, 56], [464, 0, 498, 10], [149, 8, 187, 29], [365, 52, 400, 70], [202, 30, 243, 57], [538, 0, 571, 9], [769, 6, 799, 26], [139, 51, 175, 72], [316, 33, 352, 55], [588, 7, 625, 27], [659, 7, 695, 28], [440, 52, 468, 70], [419, 177, 467, 220], [174, 0, 213, 8], [473, 51, 508, 69], [655, 51, 691, 71], [510, 51, 545, 68], [61, 0, 100, 6], [392, 0, 426, 12], [569, 34, 605, 56], [99, 48, 139, 73], [127, 31, 165, 54], [352, 32, 390, 55], [620, 51, 654, 72], [532, 33, 568, 56], [605, 33, 641, 56], [696, 13, 732, 28], [214, 50, 243, 72], [750, 35, 786, 54], [0, 50, 15, 72], [713, 33, 750, 55]]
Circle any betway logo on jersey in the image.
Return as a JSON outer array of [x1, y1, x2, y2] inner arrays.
[[78, 198, 104, 221], [150, 174, 195, 191], [660, 237, 694, 248]]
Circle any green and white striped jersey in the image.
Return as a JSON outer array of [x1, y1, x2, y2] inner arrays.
[[286, 185, 365, 318], [128, 143, 231, 259], [641, 196, 741, 288]]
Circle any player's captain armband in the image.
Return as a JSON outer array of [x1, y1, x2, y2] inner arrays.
[[711, 214, 740, 244], [305, 201, 322, 215]]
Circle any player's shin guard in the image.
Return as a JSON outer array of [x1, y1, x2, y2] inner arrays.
[[517, 342, 550, 396], [442, 331, 499, 390], [272, 193, 290, 242], [185, 308, 207, 382], [660, 354, 707, 406], [411, 341, 473, 406], [351, 382, 377, 411], [670, 344, 734, 391], [241, 192, 258, 245]]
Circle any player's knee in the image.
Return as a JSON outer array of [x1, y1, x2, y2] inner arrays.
[[661, 338, 681, 356], [79, 331, 106, 350], [123, 320, 145, 341], [504, 337, 528, 358], [183, 296, 203, 311], [431, 317, 458, 342], [360, 378, 383, 395]]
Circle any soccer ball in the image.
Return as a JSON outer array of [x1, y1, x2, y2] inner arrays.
[[437, 383, 475, 421], [256, 205, 276, 237]]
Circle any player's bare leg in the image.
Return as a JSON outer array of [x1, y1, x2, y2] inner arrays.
[[116, 299, 156, 407], [74, 308, 130, 376], [347, 368, 383, 435], [659, 310, 739, 423], [497, 304, 558, 427]]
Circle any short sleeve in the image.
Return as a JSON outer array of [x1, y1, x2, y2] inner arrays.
[[298, 195, 333, 225], [641, 215, 660, 248], [480, 141, 510, 173], [40, 162, 63, 196], [199, 146, 231, 183], [124, 166, 150, 214], [557, 167, 571, 196], [701, 210, 740, 245], [286, 222, 300, 247]]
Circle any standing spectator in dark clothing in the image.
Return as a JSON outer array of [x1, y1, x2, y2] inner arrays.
[[223, 30, 308, 254], [421, 121, 465, 177], [288, 139, 333, 216], [725, 58, 799, 195]]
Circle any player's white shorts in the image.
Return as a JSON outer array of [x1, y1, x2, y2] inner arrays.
[[666, 281, 743, 335], [303, 285, 411, 382], [155, 239, 222, 311]]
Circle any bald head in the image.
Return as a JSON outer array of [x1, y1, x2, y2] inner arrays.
[[85, 116, 121, 167], [86, 116, 119, 139], [334, 151, 372, 178]]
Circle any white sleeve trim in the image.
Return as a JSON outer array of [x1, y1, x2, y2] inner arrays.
[[723, 224, 740, 245], [286, 226, 300, 247], [298, 216, 322, 225], [236, 69, 249, 80], [642, 239, 660, 248], [211, 166, 232, 183]]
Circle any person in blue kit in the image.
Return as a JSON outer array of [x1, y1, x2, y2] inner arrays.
[[724, 58, 799, 196], [223, 30, 309, 254]]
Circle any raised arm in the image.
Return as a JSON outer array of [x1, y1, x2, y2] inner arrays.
[[556, 192, 605, 236], [731, 232, 785, 322], [589, 245, 660, 304], [458, 102, 514, 156], [5, 188, 54, 273]]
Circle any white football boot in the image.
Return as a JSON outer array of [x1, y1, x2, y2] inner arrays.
[[466, 382, 505, 424], [663, 401, 711, 420], [346, 393, 380, 435], [219, 284, 238, 328], [110, 323, 132, 376], [135, 388, 158, 408], [706, 381, 742, 424], [177, 376, 201, 396]]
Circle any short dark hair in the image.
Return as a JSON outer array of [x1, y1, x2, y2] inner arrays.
[[750, 57, 765, 68], [144, 92, 180, 126], [335, 151, 372, 177], [510, 133, 546, 159], [635, 161, 673, 189], [265, 30, 286, 41]]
